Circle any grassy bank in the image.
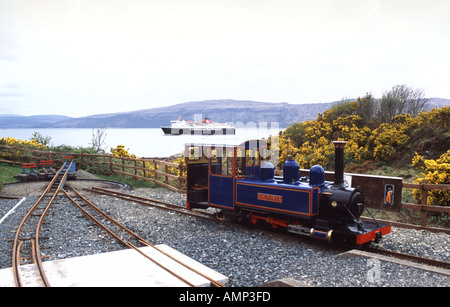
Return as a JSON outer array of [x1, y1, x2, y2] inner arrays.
[[0, 162, 22, 187]]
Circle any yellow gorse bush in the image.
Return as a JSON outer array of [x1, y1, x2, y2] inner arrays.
[[0, 136, 48, 161], [412, 150, 450, 206], [1, 136, 46, 148], [110, 145, 134, 158], [170, 157, 186, 177], [371, 121, 410, 161], [280, 105, 449, 167], [278, 103, 449, 206]]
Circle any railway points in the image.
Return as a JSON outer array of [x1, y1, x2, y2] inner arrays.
[[1, 160, 227, 287]]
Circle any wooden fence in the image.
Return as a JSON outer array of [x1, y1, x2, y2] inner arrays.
[[399, 182, 450, 233], [363, 182, 450, 234], [0, 144, 186, 193], [357, 183, 450, 234], [1, 144, 448, 232]]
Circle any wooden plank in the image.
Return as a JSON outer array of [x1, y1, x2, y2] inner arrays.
[[401, 203, 450, 213], [403, 182, 450, 190]]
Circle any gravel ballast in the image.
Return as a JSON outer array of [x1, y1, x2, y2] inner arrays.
[[0, 183, 449, 287]]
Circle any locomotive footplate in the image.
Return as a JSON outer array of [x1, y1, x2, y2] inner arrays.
[[289, 219, 391, 246], [353, 220, 391, 245]]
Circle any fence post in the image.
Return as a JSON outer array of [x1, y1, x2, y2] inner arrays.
[[121, 157, 125, 179], [164, 159, 169, 184], [421, 180, 428, 227], [153, 159, 157, 183], [178, 161, 183, 191]]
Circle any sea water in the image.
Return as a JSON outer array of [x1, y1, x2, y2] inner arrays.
[[0, 125, 282, 158]]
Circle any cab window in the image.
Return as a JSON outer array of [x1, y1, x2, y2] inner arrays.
[[236, 148, 260, 177], [210, 148, 233, 176]]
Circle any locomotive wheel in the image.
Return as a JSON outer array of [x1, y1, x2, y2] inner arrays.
[[238, 211, 255, 228]]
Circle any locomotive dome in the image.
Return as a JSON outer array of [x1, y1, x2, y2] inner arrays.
[[283, 158, 300, 184], [310, 165, 325, 186], [260, 161, 275, 181]]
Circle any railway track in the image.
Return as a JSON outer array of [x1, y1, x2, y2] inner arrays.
[[10, 170, 224, 287], [366, 247, 450, 271], [86, 187, 450, 274], [11, 162, 72, 287], [64, 188, 224, 287], [86, 186, 218, 222], [8, 177, 448, 286]]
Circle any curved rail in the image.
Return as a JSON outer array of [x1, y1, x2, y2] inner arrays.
[[88, 187, 450, 275], [11, 162, 72, 287], [65, 188, 225, 287], [367, 247, 450, 271], [87, 186, 217, 222]]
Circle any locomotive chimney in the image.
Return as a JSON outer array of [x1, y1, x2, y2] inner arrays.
[[332, 141, 347, 187]]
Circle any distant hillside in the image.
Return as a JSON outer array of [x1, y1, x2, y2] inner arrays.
[[1, 98, 448, 129], [428, 98, 450, 109], [0, 115, 72, 128], [49, 100, 334, 128]]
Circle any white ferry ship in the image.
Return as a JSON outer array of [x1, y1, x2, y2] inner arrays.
[[161, 116, 235, 135]]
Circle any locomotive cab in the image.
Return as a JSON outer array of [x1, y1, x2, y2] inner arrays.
[[185, 145, 210, 209]]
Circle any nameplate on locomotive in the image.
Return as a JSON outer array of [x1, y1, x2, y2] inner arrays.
[[257, 193, 283, 203]]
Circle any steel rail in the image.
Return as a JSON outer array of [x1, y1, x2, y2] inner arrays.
[[63, 189, 195, 286], [367, 247, 450, 271], [11, 165, 64, 287], [33, 163, 72, 287], [89, 187, 449, 277], [80, 188, 225, 286], [88, 186, 217, 221], [92, 186, 183, 208], [63, 189, 224, 287], [63, 190, 136, 246], [68, 188, 224, 287], [127, 242, 196, 287], [136, 240, 225, 287]]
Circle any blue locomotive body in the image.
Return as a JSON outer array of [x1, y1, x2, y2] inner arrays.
[[185, 140, 390, 246], [235, 180, 320, 217]]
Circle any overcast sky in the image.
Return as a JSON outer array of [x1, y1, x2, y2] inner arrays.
[[1, 0, 449, 117]]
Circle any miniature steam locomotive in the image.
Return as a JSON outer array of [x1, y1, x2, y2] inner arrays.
[[185, 140, 390, 247]]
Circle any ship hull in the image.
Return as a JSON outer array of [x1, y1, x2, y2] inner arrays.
[[161, 127, 235, 135]]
